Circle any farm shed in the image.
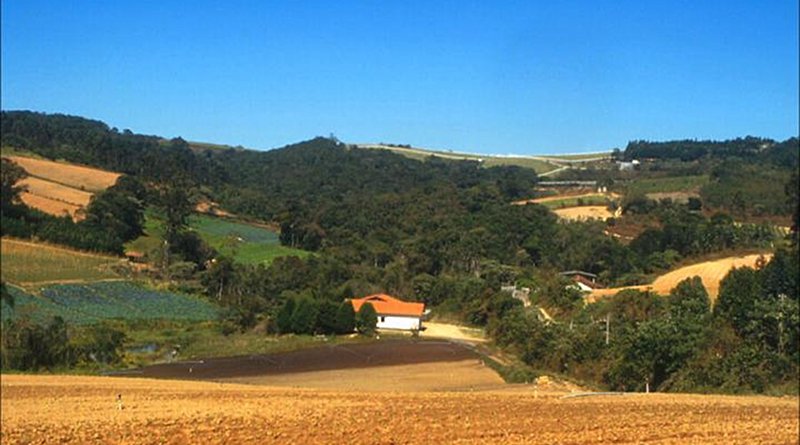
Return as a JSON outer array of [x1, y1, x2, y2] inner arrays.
[[560, 270, 604, 292], [350, 294, 425, 331]]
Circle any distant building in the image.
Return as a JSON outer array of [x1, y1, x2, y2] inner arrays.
[[350, 294, 425, 331], [560, 270, 603, 292], [617, 160, 640, 171]]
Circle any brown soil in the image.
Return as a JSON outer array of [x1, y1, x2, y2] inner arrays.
[[2, 374, 797, 444], [553, 205, 613, 221], [124, 340, 481, 381]]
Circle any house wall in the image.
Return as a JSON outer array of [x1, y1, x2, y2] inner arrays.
[[377, 315, 421, 331]]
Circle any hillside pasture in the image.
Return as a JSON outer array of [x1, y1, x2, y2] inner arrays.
[[18, 192, 82, 219], [5, 155, 121, 192], [624, 174, 709, 196], [4, 155, 120, 220], [0, 238, 121, 285], [19, 176, 93, 206], [127, 213, 309, 265], [2, 374, 797, 444], [589, 253, 771, 302]]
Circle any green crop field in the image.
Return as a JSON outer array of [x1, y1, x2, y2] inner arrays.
[[1, 282, 219, 325], [0, 238, 121, 285], [126, 212, 310, 265], [625, 175, 710, 195]]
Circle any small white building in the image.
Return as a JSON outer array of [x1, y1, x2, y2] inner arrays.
[[350, 294, 425, 331]]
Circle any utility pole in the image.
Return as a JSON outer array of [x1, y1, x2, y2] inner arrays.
[[605, 314, 611, 346]]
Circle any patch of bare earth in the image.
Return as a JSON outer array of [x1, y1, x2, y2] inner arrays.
[[2, 374, 797, 444]]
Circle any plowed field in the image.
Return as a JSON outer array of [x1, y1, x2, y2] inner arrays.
[[2, 374, 797, 444], [6, 155, 121, 192]]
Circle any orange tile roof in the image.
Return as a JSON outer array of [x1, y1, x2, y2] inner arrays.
[[350, 294, 425, 318]]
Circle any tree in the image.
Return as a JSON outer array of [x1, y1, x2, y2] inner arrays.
[[316, 300, 339, 335], [355, 302, 378, 335], [290, 297, 319, 335], [715, 267, 762, 337], [335, 301, 356, 334], [0, 158, 27, 217], [276, 298, 296, 334]]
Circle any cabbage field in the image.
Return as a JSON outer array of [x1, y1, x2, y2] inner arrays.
[[2, 282, 219, 325]]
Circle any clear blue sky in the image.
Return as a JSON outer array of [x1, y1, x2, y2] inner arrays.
[[2, 1, 798, 155]]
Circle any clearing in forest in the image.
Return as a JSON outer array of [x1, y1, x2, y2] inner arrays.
[[589, 253, 772, 302]]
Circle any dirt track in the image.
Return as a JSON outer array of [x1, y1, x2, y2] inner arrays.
[[2, 374, 797, 444]]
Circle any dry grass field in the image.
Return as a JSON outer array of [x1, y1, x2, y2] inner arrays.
[[2, 374, 797, 444], [553, 205, 614, 221], [590, 253, 772, 302], [6, 155, 121, 192], [19, 176, 94, 206], [18, 192, 83, 219], [4, 155, 120, 220]]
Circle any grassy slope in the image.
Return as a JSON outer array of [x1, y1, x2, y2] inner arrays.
[[358, 144, 562, 175], [624, 175, 710, 195], [0, 238, 121, 285], [126, 212, 309, 265]]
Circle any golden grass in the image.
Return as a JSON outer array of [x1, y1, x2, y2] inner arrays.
[[19, 192, 82, 220], [553, 206, 613, 221], [1, 374, 797, 444], [6, 155, 120, 192], [589, 253, 772, 302], [19, 176, 93, 206]]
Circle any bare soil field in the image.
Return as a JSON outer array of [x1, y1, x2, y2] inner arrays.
[[2, 374, 797, 445], [590, 253, 772, 302], [553, 205, 613, 221], [6, 155, 121, 192], [126, 340, 481, 382], [420, 322, 487, 343]]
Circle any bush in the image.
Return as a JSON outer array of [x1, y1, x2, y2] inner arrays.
[[276, 298, 295, 334], [290, 297, 319, 335], [316, 300, 339, 335], [335, 301, 356, 334], [355, 302, 377, 335]]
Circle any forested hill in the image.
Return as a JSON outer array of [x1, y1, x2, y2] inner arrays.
[[624, 136, 799, 165]]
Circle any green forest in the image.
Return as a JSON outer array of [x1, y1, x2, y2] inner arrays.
[[1, 110, 798, 394]]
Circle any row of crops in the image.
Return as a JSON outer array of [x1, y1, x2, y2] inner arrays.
[[2, 281, 219, 325]]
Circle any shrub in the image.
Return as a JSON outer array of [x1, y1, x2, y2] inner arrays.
[[290, 297, 319, 335], [335, 301, 356, 334], [355, 302, 377, 335]]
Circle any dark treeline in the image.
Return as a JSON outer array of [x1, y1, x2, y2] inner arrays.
[[624, 136, 799, 166]]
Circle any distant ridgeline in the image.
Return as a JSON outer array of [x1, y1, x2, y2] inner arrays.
[[623, 137, 799, 165]]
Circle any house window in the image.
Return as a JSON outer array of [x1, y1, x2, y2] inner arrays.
[[380, 316, 386, 322]]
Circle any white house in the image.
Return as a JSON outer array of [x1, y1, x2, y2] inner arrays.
[[350, 294, 425, 331]]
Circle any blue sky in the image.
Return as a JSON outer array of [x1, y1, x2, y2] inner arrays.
[[2, 1, 798, 155]]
